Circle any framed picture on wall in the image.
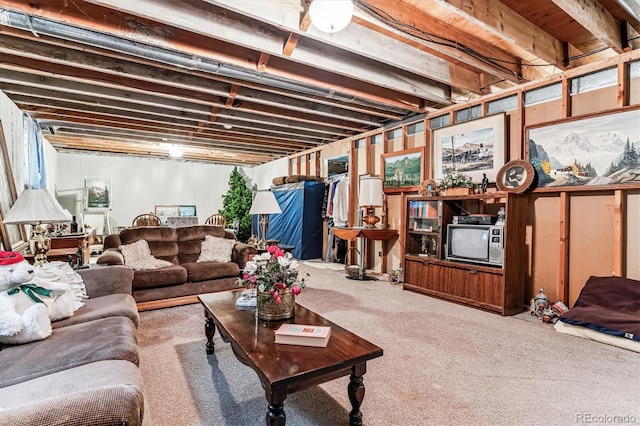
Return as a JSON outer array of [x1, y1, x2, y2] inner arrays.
[[433, 113, 506, 183], [381, 147, 424, 193], [527, 107, 640, 189], [155, 205, 179, 219], [84, 176, 111, 211], [179, 205, 197, 217]]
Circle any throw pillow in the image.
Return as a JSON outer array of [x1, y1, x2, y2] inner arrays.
[[120, 239, 172, 270], [120, 239, 152, 264], [198, 235, 236, 263]]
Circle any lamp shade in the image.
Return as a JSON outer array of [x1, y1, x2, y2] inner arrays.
[[249, 190, 282, 215], [2, 189, 69, 224], [359, 177, 383, 207], [309, 0, 354, 33]]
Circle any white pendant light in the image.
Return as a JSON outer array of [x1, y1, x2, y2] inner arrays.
[[309, 0, 354, 33]]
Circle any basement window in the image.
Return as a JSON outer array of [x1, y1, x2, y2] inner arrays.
[[524, 83, 562, 106], [630, 60, 640, 79], [355, 138, 366, 149], [570, 67, 617, 94], [386, 128, 402, 141], [488, 95, 518, 114], [407, 121, 425, 135], [429, 115, 450, 130], [455, 105, 481, 123], [371, 134, 383, 145]]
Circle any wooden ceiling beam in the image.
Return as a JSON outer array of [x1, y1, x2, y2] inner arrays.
[[550, 0, 627, 53], [31, 111, 315, 150], [85, 0, 447, 104], [49, 126, 306, 155], [21, 103, 318, 145], [404, 0, 566, 74], [0, 26, 405, 121], [16, 97, 333, 144], [49, 137, 272, 165], [0, 42, 383, 128], [0, 68, 354, 138], [0, 0, 434, 111], [32, 113, 316, 151]]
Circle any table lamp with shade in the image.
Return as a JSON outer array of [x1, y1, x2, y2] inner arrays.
[[249, 190, 282, 249], [2, 189, 70, 266], [359, 177, 384, 228]]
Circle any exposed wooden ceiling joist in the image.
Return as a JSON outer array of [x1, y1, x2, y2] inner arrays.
[[0, 0, 635, 164]]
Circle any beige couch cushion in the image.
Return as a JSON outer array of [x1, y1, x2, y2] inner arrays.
[[197, 235, 236, 263], [0, 316, 139, 388], [0, 360, 146, 426], [52, 293, 140, 329]]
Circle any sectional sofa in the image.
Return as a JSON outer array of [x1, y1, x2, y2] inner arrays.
[[0, 265, 147, 426], [97, 224, 255, 309]]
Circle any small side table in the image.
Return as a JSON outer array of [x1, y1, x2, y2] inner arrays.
[[24, 234, 90, 266], [331, 227, 397, 280]]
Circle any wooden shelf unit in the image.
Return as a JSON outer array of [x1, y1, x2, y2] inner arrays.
[[402, 192, 527, 316]]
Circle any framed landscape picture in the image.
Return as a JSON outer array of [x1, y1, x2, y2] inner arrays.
[[433, 113, 506, 183], [179, 205, 197, 217], [84, 176, 111, 211], [381, 147, 424, 193], [527, 108, 640, 189]]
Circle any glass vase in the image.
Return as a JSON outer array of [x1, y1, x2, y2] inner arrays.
[[256, 289, 295, 321]]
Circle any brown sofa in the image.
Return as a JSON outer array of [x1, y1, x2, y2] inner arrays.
[[97, 225, 255, 307], [0, 265, 147, 426]]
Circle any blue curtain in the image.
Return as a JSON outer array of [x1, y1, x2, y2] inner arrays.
[[25, 116, 47, 189]]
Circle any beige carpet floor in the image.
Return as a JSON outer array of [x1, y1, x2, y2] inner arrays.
[[137, 263, 640, 426]]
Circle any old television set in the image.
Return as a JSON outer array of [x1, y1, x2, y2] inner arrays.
[[445, 224, 503, 267]]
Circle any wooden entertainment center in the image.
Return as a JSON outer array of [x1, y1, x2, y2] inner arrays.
[[402, 192, 527, 316]]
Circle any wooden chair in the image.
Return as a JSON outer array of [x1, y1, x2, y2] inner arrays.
[[205, 214, 227, 227], [132, 213, 161, 227]]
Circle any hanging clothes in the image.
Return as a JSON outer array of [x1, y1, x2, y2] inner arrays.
[[332, 178, 349, 227]]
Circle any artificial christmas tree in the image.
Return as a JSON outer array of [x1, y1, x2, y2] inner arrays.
[[219, 167, 254, 243]]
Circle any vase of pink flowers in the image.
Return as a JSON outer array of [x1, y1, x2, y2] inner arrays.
[[237, 245, 308, 320]]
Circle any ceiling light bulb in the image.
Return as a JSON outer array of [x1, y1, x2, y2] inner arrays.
[[309, 0, 354, 33], [222, 123, 233, 130], [169, 146, 184, 157]]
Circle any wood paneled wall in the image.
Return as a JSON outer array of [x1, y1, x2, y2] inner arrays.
[[289, 50, 640, 305]]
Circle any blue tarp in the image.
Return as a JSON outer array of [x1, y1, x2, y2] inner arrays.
[[252, 181, 324, 260]]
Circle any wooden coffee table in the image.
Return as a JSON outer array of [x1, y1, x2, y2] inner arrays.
[[198, 291, 383, 426]]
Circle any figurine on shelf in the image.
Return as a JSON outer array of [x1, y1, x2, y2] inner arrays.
[[496, 207, 506, 225], [481, 173, 489, 193]]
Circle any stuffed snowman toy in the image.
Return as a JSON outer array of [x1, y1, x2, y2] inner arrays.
[[0, 251, 68, 345]]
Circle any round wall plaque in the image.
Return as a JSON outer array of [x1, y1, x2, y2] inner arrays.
[[496, 160, 535, 193]]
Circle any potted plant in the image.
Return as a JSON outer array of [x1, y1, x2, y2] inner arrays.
[[439, 170, 474, 195]]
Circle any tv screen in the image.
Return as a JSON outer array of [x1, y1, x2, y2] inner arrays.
[[449, 226, 489, 260]]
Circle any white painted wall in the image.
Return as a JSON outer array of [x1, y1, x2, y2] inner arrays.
[[54, 152, 256, 229], [252, 157, 289, 189]]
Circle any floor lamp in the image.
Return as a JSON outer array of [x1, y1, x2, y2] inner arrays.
[[2, 189, 70, 266], [249, 190, 282, 249], [359, 177, 384, 228]]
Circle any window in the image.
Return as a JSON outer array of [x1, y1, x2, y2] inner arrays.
[[407, 121, 425, 135], [524, 83, 562, 106], [570, 67, 617, 94], [488, 95, 518, 114], [429, 115, 450, 130], [455, 105, 481, 123]]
